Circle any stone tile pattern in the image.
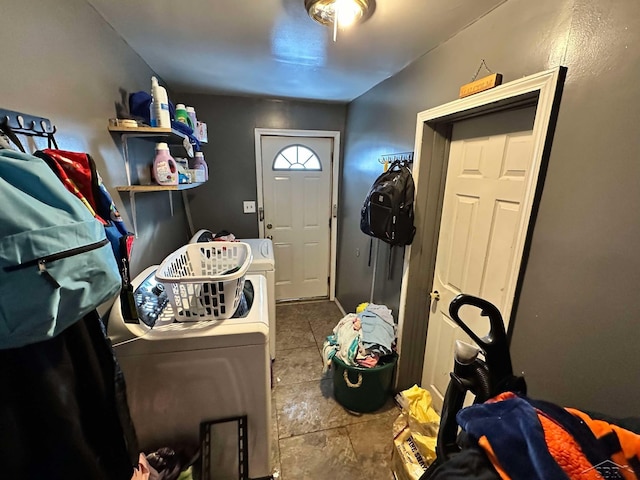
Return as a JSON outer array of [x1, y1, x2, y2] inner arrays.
[[272, 301, 397, 480]]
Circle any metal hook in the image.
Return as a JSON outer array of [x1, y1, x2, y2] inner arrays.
[[40, 120, 50, 134]]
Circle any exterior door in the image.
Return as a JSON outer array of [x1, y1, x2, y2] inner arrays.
[[261, 136, 333, 300], [421, 107, 536, 409]]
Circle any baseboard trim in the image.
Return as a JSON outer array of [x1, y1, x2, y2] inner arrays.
[[333, 297, 347, 316]]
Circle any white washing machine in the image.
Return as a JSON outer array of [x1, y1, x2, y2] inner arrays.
[[109, 266, 272, 479], [190, 230, 276, 360]]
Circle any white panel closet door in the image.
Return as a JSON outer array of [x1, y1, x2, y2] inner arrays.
[[422, 107, 536, 409]]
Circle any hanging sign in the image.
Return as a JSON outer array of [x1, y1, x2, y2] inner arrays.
[[459, 73, 503, 98]]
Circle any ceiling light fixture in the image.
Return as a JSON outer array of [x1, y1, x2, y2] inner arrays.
[[305, 0, 375, 42]]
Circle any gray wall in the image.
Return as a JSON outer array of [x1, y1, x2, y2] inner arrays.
[[511, 0, 640, 417], [339, 0, 640, 416], [172, 93, 347, 238], [2, 0, 190, 278]]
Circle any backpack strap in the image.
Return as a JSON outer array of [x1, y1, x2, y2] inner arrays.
[[388, 159, 403, 171], [46, 132, 59, 150], [0, 121, 26, 153]]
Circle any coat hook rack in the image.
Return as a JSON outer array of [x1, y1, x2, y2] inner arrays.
[[378, 151, 414, 165], [0, 108, 58, 151]]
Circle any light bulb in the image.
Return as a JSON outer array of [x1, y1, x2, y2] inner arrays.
[[334, 0, 362, 28]]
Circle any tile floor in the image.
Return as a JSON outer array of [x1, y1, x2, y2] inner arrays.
[[271, 301, 398, 480]]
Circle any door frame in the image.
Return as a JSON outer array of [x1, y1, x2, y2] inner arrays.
[[254, 128, 341, 301], [395, 67, 567, 389]]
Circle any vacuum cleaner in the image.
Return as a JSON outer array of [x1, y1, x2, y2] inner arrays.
[[424, 294, 527, 475]]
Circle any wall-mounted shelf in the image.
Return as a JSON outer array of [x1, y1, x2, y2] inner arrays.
[[109, 124, 205, 237], [115, 182, 205, 193], [108, 125, 192, 147]]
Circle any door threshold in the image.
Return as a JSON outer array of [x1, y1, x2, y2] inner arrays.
[[276, 296, 330, 305]]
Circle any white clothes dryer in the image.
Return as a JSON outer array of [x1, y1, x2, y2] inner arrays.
[[238, 238, 276, 360], [109, 266, 272, 479], [190, 230, 276, 360]]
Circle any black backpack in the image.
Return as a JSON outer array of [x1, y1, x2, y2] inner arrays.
[[360, 160, 416, 246]]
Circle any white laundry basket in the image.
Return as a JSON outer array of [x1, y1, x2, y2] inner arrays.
[[156, 242, 253, 321]]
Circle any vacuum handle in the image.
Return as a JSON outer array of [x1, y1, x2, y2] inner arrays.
[[449, 294, 507, 350], [449, 294, 513, 385]]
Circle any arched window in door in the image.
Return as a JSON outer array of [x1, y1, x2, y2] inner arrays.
[[272, 144, 322, 171]]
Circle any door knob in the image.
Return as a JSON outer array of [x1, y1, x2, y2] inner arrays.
[[266, 223, 273, 229], [266, 235, 273, 240], [429, 290, 440, 301]]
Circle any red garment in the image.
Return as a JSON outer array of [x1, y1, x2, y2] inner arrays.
[[40, 149, 106, 225]]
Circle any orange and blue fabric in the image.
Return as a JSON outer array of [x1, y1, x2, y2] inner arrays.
[[456, 392, 640, 479]]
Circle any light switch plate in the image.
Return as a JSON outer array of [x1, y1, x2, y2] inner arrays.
[[243, 201, 256, 214]]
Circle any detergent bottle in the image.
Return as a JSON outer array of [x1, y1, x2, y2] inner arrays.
[[175, 104, 193, 129], [192, 151, 209, 182], [186, 106, 198, 130], [150, 77, 171, 128], [152, 143, 178, 186]]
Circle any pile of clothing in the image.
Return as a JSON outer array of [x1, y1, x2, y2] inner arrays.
[[322, 303, 396, 371], [428, 392, 640, 480], [131, 447, 199, 480]]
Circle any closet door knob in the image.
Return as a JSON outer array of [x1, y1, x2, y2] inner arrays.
[[266, 223, 273, 229], [429, 290, 440, 301]]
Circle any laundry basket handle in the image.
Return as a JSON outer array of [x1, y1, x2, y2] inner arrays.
[[343, 370, 363, 388]]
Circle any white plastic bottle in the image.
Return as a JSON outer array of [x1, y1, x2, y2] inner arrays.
[[186, 106, 197, 131], [152, 143, 178, 186], [192, 151, 209, 182], [150, 77, 171, 128]]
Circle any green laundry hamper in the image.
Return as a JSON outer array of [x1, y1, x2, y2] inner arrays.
[[332, 354, 398, 413]]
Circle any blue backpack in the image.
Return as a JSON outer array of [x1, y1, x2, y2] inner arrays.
[[0, 149, 121, 349]]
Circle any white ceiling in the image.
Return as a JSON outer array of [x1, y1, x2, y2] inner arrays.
[[88, 0, 505, 102]]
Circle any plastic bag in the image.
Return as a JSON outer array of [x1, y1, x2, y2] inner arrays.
[[397, 384, 440, 458], [391, 385, 440, 480]]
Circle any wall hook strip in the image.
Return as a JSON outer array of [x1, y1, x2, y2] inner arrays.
[[0, 108, 55, 135], [378, 151, 414, 164]]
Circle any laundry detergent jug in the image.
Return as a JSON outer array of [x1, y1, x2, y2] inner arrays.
[[152, 142, 178, 186]]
